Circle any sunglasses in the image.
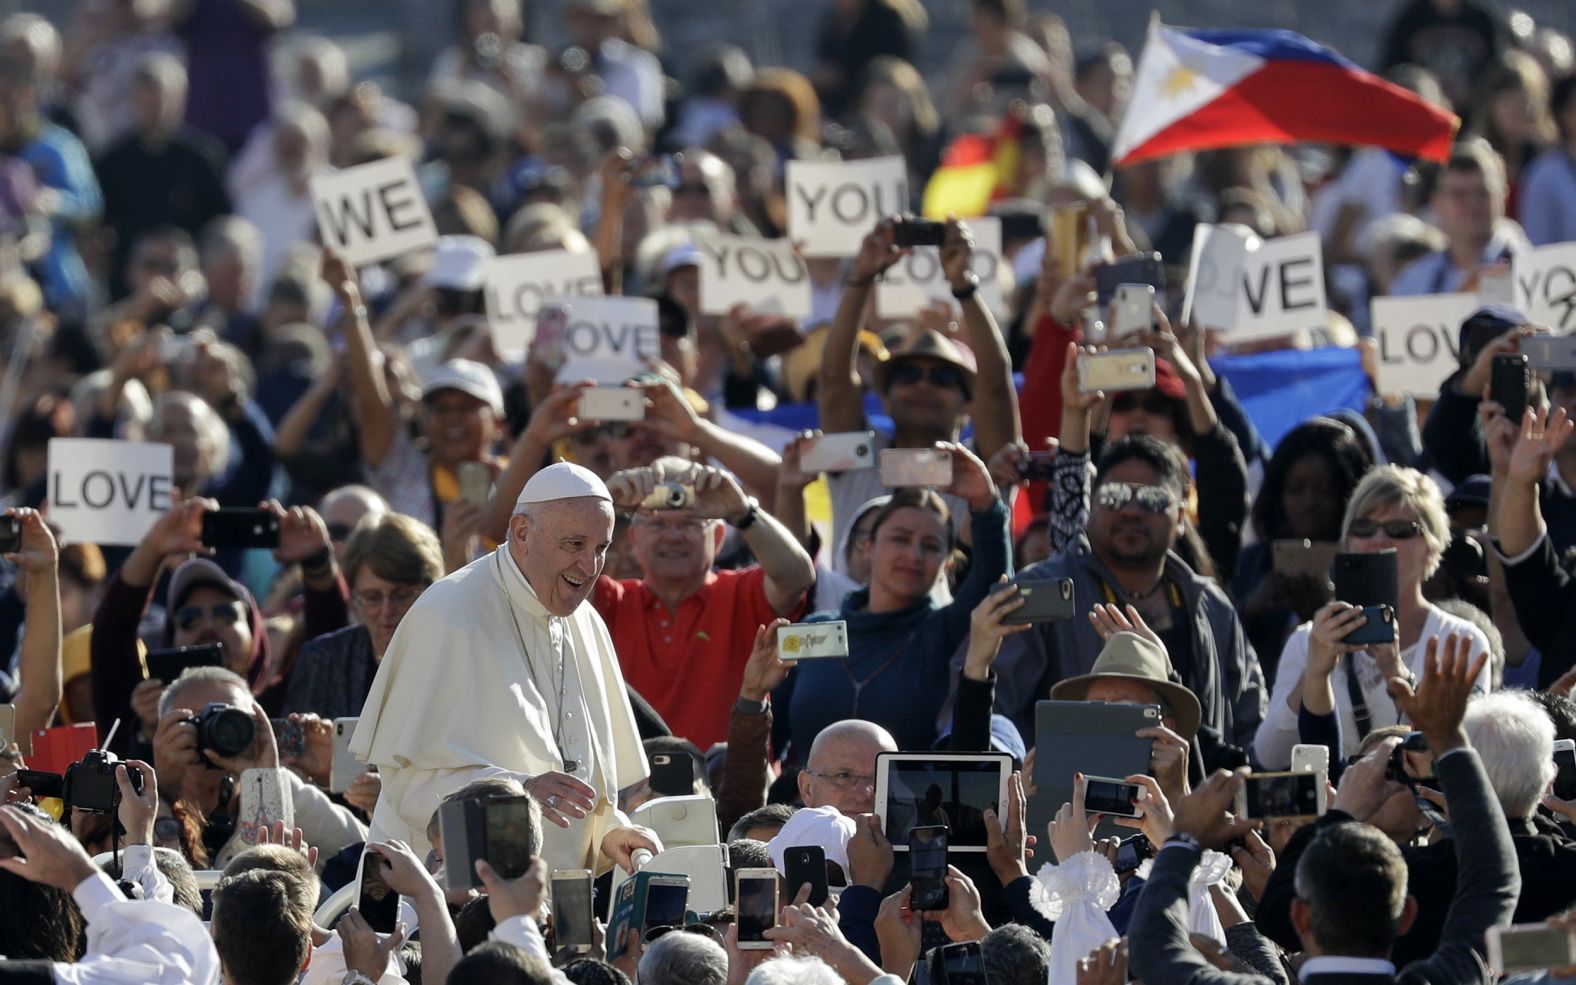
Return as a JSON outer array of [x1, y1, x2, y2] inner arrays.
[[326, 523, 354, 542], [175, 602, 244, 632], [1095, 481, 1176, 514], [888, 363, 966, 391], [1347, 518, 1422, 540]]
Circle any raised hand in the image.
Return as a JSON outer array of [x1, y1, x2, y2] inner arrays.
[[943, 441, 999, 512], [1050, 775, 1097, 863], [741, 618, 793, 703], [1171, 770, 1258, 851], [1087, 602, 1162, 649], [1507, 405, 1574, 485], [1387, 632, 1487, 755], [115, 760, 158, 846], [849, 218, 910, 284], [270, 502, 332, 567], [337, 907, 406, 983], [522, 771, 596, 829], [983, 771, 1033, 885], [4, 509, 56, 575], [0, 805, 98, 890], [964, 579, 1031, 680]]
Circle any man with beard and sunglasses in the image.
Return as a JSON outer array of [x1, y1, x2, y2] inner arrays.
[[960, 434, 1266, 771]]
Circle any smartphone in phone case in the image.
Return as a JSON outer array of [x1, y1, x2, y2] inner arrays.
[[1001, 578, 1075, 624], [647, 752, 695, 797], [783, 845, 829, 906], [1332, 551, 1399, 609], [1235, 771, 1326, 821], [908, 826, 950, 911], [331, 717, 367, 793], [534, 304, 569, 370], [201, 508, 281, 549], [270, 718, 306, 760], [144, 643, 224, 685], [801, 432, 876, 473], [1111, 283, 1155, 339], [1491, 353, 1530, 423], [457, 461, 492, 507], [879, 448, 953, 487], [357, 849, 400, 933], [578, 386, 645, 422], [551, 869, 596, 953], [1487, 923, 1576, 975], [1016, 450, 1057, 482], [734, 868, 780, 949], [1342, 604, 1396, 645], [1077, 347, 1156, 393], [777, 620, 849, 659], [1291, 743, 1330, 777], [1094, 252, 1164, 304]]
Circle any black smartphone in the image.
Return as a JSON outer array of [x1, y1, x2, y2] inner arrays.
[[483, 797, 535, 880], [0, 515, 19, 554], [550, 869, 595, 954], [894, 217, 947, 248], [1113, 833, 1151, 875], [998, 210, 1044, 244], [201, 508, 281, 549], [357, 850, 400, 933], [648, 753, 695, 798], [1082, 775, 1144, 818], [932, 940, 990, 985], [270, 718, 305, 760], [1094, 251, 1165, 303], [908, 825, 949, 911], [1492, 353, 1530, 424], [1332, 550, 1399, 610], [15, 769, 64, 799], [1016, 450, 1057, 482], [783, 844, 829, 906], [145, 643, 224, 684], [1343, 604, 1397, 645], [1001, 578, 1076, 625]]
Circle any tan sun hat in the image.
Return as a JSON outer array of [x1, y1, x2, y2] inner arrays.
[[1049, 632, 1202, 740]]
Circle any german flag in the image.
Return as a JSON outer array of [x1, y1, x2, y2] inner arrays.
[[921, 109, 1024, 219]]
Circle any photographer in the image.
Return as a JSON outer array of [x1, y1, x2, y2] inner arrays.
[[151, 666, 365, 869]]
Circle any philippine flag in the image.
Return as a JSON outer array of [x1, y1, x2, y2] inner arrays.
[[1111, 20, 1459, 168]]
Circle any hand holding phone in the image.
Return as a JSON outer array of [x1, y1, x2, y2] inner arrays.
[[734, 868, 780, 949]]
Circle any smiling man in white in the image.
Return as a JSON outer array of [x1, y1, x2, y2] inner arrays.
[[351, 461, 659, 876]]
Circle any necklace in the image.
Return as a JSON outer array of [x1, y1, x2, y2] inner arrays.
[[837, 628, 917, 718], [495, 552, 578, 773]]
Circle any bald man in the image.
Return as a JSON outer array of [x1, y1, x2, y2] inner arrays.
[[319, 484, 389, 562], [796, 720, 898, 817]]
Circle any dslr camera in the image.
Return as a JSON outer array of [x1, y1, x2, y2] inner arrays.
[[63, 749, 142, 814], [188, 703, 256, 768]]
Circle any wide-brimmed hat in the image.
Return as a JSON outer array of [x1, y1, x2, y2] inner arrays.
[[873, 328, 977, 395], [1049, 632, 1202, 739]]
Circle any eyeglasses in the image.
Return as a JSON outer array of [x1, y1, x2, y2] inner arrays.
[[352, 586, 425, 611], [175, 602, 245, 632], [1095, 481, 1176, 514], [805, 769, 876, 789], [1347, 518, 1422, 540], [888, 363, 966, 391]]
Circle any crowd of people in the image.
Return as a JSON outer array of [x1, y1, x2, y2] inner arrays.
[[1, 0, 1576, 983]]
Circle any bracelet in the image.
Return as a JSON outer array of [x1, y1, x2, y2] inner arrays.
[[731, 499, 760, 531], [950, 273, 980, 300], [300, 546, 335, 575]]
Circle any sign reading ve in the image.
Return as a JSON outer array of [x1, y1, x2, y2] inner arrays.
[[48, 439, 174, 546], [554, 295, 661, 384]]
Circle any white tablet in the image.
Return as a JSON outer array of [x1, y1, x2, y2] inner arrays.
[[874, 751, 1012, 852]]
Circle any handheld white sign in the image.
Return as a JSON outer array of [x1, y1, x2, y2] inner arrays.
[[1513, 242, 1576, 332], [787, 156, 908, 258], [47, 439, 174, 546], [311, 157, 437, 267], [1233, 231, 1327, 343], [1371, 293, 1479, 399], [484, 250, 603, 353], [877, 217, 1005, 318], [1181, 223, 1258, 332], [696, 235, 811, 319], [555, 295, 660, 385]]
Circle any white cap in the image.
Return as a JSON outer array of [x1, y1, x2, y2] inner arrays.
[[516, 461, 612, 506], [422, 359, 504, 416], [423, 235, 494, 291], [766, 806, 857, 874], [657, 242, 702, 282]]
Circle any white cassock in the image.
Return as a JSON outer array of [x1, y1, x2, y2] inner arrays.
[[349, 543, 648, 874]]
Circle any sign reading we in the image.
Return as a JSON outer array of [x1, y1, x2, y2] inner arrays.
[[787, 156, 908, 258], [311, 157, 437, 267]]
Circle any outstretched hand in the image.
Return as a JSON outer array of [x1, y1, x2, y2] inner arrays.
[[1387, 632, 1486, 756]]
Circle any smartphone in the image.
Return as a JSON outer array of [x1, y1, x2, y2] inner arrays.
[[777, 620, 849, 660], [801, 431, 877, 473], [484, 797, 536, 881], [270, 718, 305, 761], [0, 515, 19, 554], [1112, 833, 1151, 875], [908, 825, 950, 911], [1291, 743, 1330, 777], [1487, 922, 1576, 974], [734, 867, 780, 949], [534, 304, 569, 370], [879, 448, 953, 487], [894, 217, 947, 248], [1001, 578, 1076, 625], [1081, 775, 1145, 818], [357, 849, 400, 933], [932, 940, 989, 985], [630, 153, 681, 189], [1478, 267, 1515, 306], [578, 386, 646, 422], [648, 752, 695, 798], [1078, 347, 1156, 394], [457, 461, 492, 507], [331, 717, 368, 794], [1342, 604, 1396, 645], [1111, 283, 1155, 339], [782, 845, 829, 907], [15, 768, 64, 799], [1270, 539, 1339, 582], [144, 643, 224, 685], [1094, 252, 1165, 304], [1236, 770, 1327, 821], [201, 508, 281, 549], [1554, 739, 1576, 801], [1016, 450, 1057, 482], [605, 877, 641, 961], [551, 869, 595, 954], [1332, 551, 1399, 609], [642, 874, 691, 931], [1492, 352, 1530, 424]]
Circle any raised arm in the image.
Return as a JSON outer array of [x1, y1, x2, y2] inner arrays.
[[1495, 405, 1571, 557], [637, 380, 784, 507], [8, 510, 60, 752], [942, 218, 1020, 462], [321, 251, 398, 469], [819, 219, 909, 434], [688, 464, 814, 616]]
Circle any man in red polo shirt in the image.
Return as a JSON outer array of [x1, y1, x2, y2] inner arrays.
[[597, 457, 815, 749]]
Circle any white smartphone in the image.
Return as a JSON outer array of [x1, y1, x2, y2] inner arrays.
[[1111, 283, 1155, 339], [734, 868, 780, 950], [801, 431, 877, 473], [879, 448, 953, 487], [331, 717, 369, 794], [777, 620, 850, 660], [1078, 347, 1156, 394], [551, 869, 596, 954], [578, 386, 645, 422], [1290, 743, 1330, 776], [1080, 774, 1147, 819], [1235, 771, 1327, 821], [1486, 922, 1576, 974]]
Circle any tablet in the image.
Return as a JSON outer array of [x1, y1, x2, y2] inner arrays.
[[874, 752, 1012, 852], [1029, 700, 1159, 839]]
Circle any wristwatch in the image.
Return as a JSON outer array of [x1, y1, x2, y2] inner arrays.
[[341, 973, 377, 985], [950, 272, 981, 300], [731, 497, 761, 531]]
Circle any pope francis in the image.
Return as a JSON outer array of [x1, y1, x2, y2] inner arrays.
[[350, 462, 660, 874]]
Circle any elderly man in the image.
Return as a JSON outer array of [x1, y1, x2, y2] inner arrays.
[[351, 462, 658, 874], [798, 720, 898, 818], [596, 456, 814, 749]]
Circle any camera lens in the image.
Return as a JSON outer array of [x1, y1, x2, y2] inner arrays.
[[199, 705, 256, 757]]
